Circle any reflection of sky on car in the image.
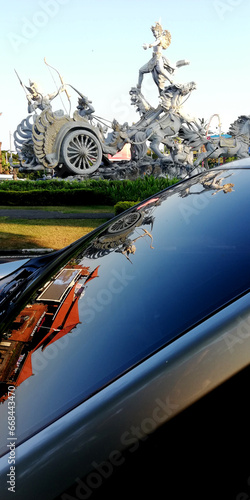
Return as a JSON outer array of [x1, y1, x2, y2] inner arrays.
[[0, 260, 30, 279], [0, 168, 249, 455]]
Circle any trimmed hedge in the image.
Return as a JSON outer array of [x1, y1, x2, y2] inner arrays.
[[0, 176, 180, 206], [114, 201, 140, 215], [0, 189, 112, 206]]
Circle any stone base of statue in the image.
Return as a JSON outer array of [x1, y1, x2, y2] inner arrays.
[[54, 156, 206, 182], [94, 159, 206, 181]]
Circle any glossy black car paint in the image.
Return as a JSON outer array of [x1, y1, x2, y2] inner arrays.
[[0, 164, 249, 499]]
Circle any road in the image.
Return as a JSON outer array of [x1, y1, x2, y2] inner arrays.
[[0, 209, 114, 220]]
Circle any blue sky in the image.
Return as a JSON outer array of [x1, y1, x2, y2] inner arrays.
[[0, 0, 249, 149]]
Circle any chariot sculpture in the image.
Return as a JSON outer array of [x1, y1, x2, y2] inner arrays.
[[13, 22, 250, 179]]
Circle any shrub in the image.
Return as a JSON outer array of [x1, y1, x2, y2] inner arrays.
[[0, 176, 180, 206], [114, 201, 140, 215], [0, 189, 112, 206]]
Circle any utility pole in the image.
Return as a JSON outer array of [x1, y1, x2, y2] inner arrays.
[[9, 131, 13, 159], [9, 131, 17, 179]]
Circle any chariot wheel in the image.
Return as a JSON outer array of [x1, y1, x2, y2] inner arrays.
[[106, 212, 143, 235], [61, 129, 102, 174]]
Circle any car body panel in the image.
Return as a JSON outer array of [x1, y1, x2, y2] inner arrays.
[[0, 165, 249, 498], [0, 260, 30, 279], [0, 292, 250, 499]]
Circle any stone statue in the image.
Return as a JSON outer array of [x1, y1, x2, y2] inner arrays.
[[127, 81, 200, 159], [14, 21, 248, 180], [180, 115, 250, 166], [76, 95, 95, 119], [26, 80, 65, 113], [137, 21, 189, 93], [160, 81, 199, 126], [170, 142, 194, 166]]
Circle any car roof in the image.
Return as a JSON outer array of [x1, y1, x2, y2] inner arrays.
[[213, 158, 250, 169]]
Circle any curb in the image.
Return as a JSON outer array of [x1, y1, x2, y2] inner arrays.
[[0, 210, 114, 220], [0, 248, 55, 261]]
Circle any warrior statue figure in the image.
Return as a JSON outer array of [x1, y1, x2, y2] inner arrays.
[[26, 80, 65, 113], [137, 21, 189, 93], [160, 81, 202, 130]]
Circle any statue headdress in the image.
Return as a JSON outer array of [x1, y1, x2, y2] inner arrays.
[[151, 21, 171, 49], [161, 29, 171, 49], [151, 22, 163, 35], [26, 80, 40, 95]]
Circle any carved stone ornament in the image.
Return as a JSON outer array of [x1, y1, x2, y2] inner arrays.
[[32, 108, 71, 168]]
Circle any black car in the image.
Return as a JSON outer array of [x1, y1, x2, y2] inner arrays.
[[0, 162, 250, 500]]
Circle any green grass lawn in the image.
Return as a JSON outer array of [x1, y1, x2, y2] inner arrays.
[[0, 217, 108, 251]]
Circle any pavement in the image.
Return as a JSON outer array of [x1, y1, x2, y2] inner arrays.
[[0, 209, 114, 220]]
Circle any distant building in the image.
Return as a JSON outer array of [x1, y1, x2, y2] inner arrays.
[[107, 143, 131, 162], [207, 134, 231, 139], [0, 340, 23, 385], [0, 304, 47, 386]]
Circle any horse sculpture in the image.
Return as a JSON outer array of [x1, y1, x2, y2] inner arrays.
[[170, 142, 194, 166], [180, 115, 250, 167], [128, 83, 199, 161]]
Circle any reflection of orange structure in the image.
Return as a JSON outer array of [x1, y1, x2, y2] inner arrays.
[[0, 264, 100, 402], [0, 304, 47, 391], [136, 198, 160, 210], [10, 304, 48, 342], [0, 340, 23, 385], [36, 265, 99, 350], [15, 350, 33, 386], [37, 268, 84, 303], [84, 265, 100, 284], [36, 283, 81, 350]]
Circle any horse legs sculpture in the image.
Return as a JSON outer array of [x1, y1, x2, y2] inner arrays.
[[179, 115, 250, 167], [129, 113, 183, 160], [170, 142, 194, 166], [194, 135, 250, 166]]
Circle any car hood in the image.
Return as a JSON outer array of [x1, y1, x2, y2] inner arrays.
[[0, 259, 30, 279], [0, 167, 249, 456]]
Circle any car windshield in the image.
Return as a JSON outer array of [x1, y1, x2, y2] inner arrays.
[[0, 168, 249, 455]]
